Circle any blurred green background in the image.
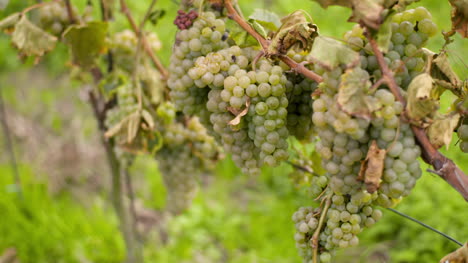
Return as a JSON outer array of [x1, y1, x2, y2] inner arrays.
[[0, 0, 467, 262]]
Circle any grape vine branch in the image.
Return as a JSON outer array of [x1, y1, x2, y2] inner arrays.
[[364, 31, 468, 202], [223, 0, 324, 83]]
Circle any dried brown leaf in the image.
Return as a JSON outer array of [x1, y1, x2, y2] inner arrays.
[[426, 113, 460, 149], [440, 242, 468, 263], [358, 140, 386, 193], [228, 98, 251, 126], [449, 0, 468, 38]]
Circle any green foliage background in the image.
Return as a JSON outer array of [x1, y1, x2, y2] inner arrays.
[[0, 0, 467, 262]]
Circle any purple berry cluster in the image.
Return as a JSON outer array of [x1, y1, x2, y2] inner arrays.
[[174, 10, 198, 30]]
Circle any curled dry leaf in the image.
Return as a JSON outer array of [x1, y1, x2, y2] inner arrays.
[[337, 67, 380, 119], [267, 10, 318, 56], [228, 98, 251, 126], [406, 73, 440, 124], [358, 140, 386, 193], [449, 0, 468, 38], [440, 242, 468, 263], [11, 15, 57, 57], [427, 113, 460, 149]]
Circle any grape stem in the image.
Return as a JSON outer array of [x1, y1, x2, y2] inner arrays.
[[120, 0, 169, 80], [223, 0, 323, 83], [64, 0, 77, 24], [311, 194, 332, 263], [364, 30, 468, 202]]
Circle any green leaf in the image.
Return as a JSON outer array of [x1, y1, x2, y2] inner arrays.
[[406, 73, 439, 123], [310, 36, 359, 69], [247, 19, 268, 39], [310, 150, 326, 176], [225, 19, 258, 48], [337, 67, 380, 119], [449, 0, 468, 38], [11, 15, 57, 57], [248, 9, 281, 32], [63, 21, 108, 68], [426, 113, 460, 149], [0, 12, 20, 30]]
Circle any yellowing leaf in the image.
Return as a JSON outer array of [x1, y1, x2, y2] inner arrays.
[[426, 113, 460, 149], [63, 21, 108, 68], [358, 140, 386, 193], [0, 12, 20, 30], [141, 109, 155, 130], [449, 0, 468, 38], [127, 111, 141, 143], [11, 15, 57, 57], [440, 242, 468, 263], [310, 36, 359, 69], [376, 12, 394, 52], [337, 67, 380, 119], [406, 73, 439, 123]]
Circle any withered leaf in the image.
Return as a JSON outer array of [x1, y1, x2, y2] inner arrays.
[[358, 140, 386, 193], [127, 111, 141, 143], [228, 98, 251, 126], [406, 73, 439, 123], [440, 242, 468, 263], [310, 36, 360, 69], [337, 67, 380, 119], [449, 0, 468, 38], [430, 52, 463, 94], [11, 15, 57, 57], [141, 109, 155, 130], [0, 12, 20, 31], [426, 113, 460, 149], [268, 10, 318, 55]]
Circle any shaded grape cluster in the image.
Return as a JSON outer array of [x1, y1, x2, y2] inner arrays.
[[174, 10, 198, 30]]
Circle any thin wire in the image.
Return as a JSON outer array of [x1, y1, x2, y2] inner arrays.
[[387, 208, 463, 247]]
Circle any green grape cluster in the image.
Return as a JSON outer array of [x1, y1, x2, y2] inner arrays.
[[38, 1, 73, 35], [110, 30, 162, 72], [458, 124, 468, 153], [168, 6, 321, 174], [296, 7, 435, 262], [168, 10, 229, 116], [105, 83, 139, 145], [156, 110, 219, 214]]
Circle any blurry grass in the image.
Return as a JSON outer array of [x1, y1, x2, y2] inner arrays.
[[0, 165, 124, 263]]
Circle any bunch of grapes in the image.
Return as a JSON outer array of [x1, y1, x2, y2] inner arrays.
[[168, 4, 324, 174], [110, 30, 163, 72], [38, 1, 73, 35], [295, 7, 436, 262], [458, 124, 468, 153], [155, 108, 219, 214]]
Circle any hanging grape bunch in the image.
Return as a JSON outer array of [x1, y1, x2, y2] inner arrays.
[[459, 124, 468, 153], [291, 7, 446, 262], [168, 2, 322, 175], [37, 1, 73, 35]]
